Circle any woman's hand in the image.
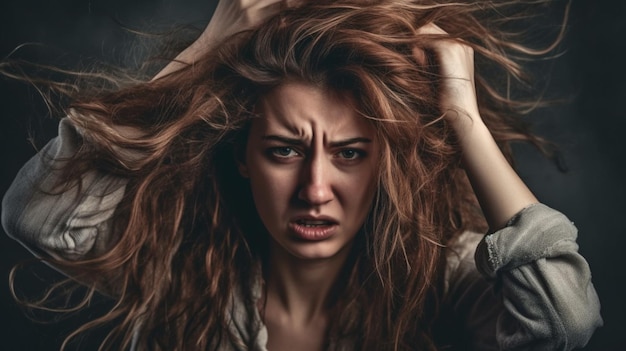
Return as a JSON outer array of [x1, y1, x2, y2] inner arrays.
[[153, 0, 289, 80], [201, 0, 286, 46], [416, 23, 481, 136], [416, 23, 538, 230]]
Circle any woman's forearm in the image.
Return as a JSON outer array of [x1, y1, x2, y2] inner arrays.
[[452, 116, 538, 230]]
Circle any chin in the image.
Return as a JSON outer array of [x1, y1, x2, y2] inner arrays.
[[281, 239, 353, 262]]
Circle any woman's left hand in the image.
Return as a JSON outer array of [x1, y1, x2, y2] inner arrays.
[[415, 23, 538, 230], [415, 23, 482, 136]]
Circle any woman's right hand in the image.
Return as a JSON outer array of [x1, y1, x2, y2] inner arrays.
[[202, 0, 286, 46], [153, 0, 288, 80]]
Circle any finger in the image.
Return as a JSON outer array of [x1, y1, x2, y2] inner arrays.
[[415, 22, 448, 36], [240, 0, 283, 11], [412, 23, 447, 66], [412, 47, 428, 66], [252, 2, 283, 20]]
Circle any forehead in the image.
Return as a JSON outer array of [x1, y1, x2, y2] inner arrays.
[[253, 82, 373, 139]]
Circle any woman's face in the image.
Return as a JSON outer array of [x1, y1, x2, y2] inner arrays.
[[240, 82, 379, 261]]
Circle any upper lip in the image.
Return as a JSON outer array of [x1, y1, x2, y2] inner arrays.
[[291, 215, 339, 224]]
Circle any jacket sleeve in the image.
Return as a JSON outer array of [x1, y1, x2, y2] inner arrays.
[[2, 118, 127, 261], [442, 203, 603, 350]]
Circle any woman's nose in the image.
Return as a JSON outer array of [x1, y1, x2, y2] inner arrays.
[[298, 155, 334, 206]]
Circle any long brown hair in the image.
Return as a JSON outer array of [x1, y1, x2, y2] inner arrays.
[[6, 0, 568, 349]]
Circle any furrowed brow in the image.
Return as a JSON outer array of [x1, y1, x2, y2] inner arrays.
[[262, 135, 372, 148], [262, 135, 306, 146], [328, 137, 372, 148]]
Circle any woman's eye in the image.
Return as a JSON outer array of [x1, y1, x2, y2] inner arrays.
[[270, 147, 299, 158], [337, 149, 362, 160]]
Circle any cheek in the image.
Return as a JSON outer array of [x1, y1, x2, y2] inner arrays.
[[246, 160, 297, 219], [247, 173, 279, 234], [341, 168, 378, 217], [358, 183, 377, 216], [360, 161, 380, 210]]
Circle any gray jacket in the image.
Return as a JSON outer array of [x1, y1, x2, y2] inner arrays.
[[2, 119, 603, 350]]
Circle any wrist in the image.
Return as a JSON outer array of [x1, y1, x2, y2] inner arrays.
[[445, 109, 486, 142]]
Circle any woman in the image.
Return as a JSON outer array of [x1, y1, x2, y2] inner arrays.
[[1, 0, 602, 350]]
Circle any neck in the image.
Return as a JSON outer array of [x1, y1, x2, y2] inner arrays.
[[262, 242, 352, 323]]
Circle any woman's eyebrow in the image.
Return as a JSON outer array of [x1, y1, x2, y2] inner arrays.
[[261, 135, 372, 147], [328, 137, 372, 148], [262, 135, 305, 146]]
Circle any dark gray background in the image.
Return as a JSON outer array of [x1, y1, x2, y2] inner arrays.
[[0, 0, 624, 349]]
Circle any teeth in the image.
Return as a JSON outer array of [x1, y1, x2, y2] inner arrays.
[[297, 220, 330, 226]]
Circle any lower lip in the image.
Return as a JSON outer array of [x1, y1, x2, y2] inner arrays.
[[288, 222, 337, 241]]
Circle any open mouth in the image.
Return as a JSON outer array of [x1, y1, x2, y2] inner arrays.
[[295, 219, 334, 227], [289, 218, 338, 240]]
